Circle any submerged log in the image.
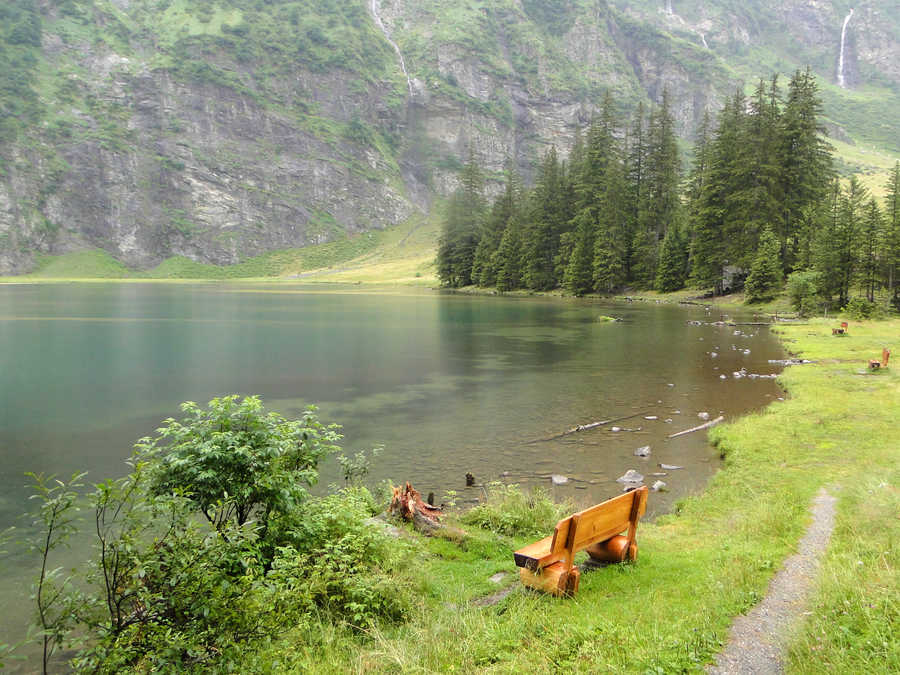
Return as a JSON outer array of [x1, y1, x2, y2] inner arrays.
[[527, 410, 651, 444], [668, 415, 725, 439], [388, 482, 444, 534]]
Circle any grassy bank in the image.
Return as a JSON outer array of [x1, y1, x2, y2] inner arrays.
[[1, 209, 441, 286], [263, 317, 897, 672]]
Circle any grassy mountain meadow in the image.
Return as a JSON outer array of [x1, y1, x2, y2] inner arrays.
[[0, 0, 898, 277]]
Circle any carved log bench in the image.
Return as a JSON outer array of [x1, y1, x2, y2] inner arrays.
[[869, 347, 891, 370], [512, 485, 648, 596]]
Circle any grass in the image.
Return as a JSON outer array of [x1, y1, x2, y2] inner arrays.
[[1, 211, 441, 285], [256, 315, 898, 672]]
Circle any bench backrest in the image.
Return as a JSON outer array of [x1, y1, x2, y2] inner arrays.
[[548, 486, 648, 559]]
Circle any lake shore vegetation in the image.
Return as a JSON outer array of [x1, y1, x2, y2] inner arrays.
[[21, 318, 898, 672]]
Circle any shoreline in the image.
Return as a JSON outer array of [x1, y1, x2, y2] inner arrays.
[[288, 315, 897, 672]]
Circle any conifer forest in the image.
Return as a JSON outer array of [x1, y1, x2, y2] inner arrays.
[[438, 69, 900, 310]]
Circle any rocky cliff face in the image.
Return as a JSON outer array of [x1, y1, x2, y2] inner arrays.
[[0, 0, 896, 274]]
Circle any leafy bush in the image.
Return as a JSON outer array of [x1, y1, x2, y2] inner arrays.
[[141, 396, 340, 551], [844, 297, 883, 320], [26, 397, 415, 672], [461, 482, 571, 538], [786, 270, 821, 315]]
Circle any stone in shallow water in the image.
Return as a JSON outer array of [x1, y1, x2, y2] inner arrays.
[[698, 411, 710, 420], [634, 445, 651, 457], [644, 415, 658, 420], [651, 480, 667, 492], [616, 469, 644, 483], [551, 474, 568, 485], [659, 463, 684, 470]]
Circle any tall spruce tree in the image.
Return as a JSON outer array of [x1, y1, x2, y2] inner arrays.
[[691, 94, 745, 290], [637, 90, 680, 284], [744, 226, 783, 302], [834, 176, 868, 306], [494, 215, 524, 292], [812, 179, 844, 304], [655, 222, 689, 292], [884, 162, 900, 306], [564, 209, 596, 296], [858, 199, 883, 302], [437, 152, 485, 287], [472, 164, 520, 287], [523, 146, 565, 290], [780, 68, 833, 272]]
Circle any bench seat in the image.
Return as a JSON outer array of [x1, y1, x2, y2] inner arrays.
[[512, 486, 648, 596]]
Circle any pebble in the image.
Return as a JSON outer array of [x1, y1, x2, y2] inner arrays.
[[652, 472, 668, 477], [644, 415, 658, 420], [551, 474, 568, 485], [634, 445, 651, 457], [720, 374, 727, 379], [611, 426, 622, 432], [651, 480, 667, 492], [659, 463, 684, 470], [698, 412, 710, 420]]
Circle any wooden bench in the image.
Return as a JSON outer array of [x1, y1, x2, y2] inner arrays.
[[513, 486, 648, 596], [869, 347, 891, 370]]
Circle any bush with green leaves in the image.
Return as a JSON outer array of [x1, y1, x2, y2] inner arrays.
[[843, 297, 883, 320], [786, 270, 822, 315], [461, 482, 571, 538], [25, 397, 413, 673]]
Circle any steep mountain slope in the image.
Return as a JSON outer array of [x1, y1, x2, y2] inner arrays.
[[0, 0, 896, 274]]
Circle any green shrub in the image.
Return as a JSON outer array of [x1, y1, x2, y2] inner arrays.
[[844, 297, 883, 320], [26, 398, 416, 672], [786, 269, 821, 314], [461, 482, 571, 538]]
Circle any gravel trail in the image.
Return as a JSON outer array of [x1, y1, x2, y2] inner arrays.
[[708, 488, 837, 674]]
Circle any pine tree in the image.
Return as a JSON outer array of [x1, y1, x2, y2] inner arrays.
[[495, 215, 524, 292], [780, 68, 834, 273], [472, 165, 520, 287], [857, 199, 882, 302], [637, 90, 681, 283], [812, 179, 844, 304], [564, 209, 595, 296], [523, 146, 564, 290], [884, 162, 900, 306], [691, 94, 744, 290], [655, 223, 689, 292], [437, 152, 485, 287], [834, 176, 868, 307], [744, 226, 783, 302]]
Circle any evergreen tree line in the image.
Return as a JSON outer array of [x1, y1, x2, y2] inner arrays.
[[437, 69, 900, 309]]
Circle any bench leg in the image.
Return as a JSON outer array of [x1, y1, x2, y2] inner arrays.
[[519, 562, 580, 597]]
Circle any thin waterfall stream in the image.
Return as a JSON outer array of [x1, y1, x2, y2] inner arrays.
[[837, 8, 854, 88], [371, 0, 414, 96]]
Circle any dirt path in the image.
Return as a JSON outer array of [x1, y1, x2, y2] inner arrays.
[[708, 488, 837, 674]]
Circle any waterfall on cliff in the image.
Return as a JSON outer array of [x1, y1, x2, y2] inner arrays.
[[665, 0, 673, 16], [837, 8, 854, 89], [371, 0, 414, 96]]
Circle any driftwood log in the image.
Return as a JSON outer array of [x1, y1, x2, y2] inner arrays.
[[388, 482, 444, 534], [668, 415, 725, 439], [528, 410, 651, 444]]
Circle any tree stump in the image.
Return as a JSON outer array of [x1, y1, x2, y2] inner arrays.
[[388, 482, 443, 534]]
